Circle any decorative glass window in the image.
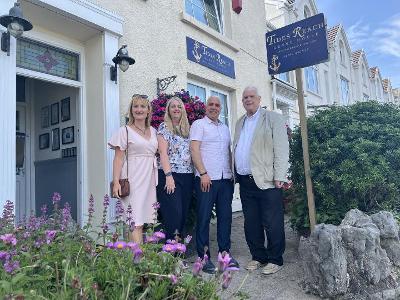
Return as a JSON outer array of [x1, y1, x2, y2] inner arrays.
[[305, 66, 319, 93], [340, 76, 349, 105], [185, 0, 223, 33], [16, 38, 79, 81], [277, 72, 290, 83], [187, 81, 229, 125]]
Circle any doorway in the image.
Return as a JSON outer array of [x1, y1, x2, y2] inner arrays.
[[16, 75, 80, 221]]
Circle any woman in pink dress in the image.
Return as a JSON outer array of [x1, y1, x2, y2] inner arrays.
[[108, 94, 158, 243]]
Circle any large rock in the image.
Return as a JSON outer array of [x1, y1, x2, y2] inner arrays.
[[299, 209, 400, 298], [371, 212, 400, 267], [299, 224, 348, 297]]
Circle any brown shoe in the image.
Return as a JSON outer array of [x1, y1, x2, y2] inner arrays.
[[245, 260, 262, 271], [262, 263, 282, 275]]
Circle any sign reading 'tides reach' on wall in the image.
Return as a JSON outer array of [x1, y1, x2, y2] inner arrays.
[[265, 13, 329, 75], [186, 37, 236, 79]]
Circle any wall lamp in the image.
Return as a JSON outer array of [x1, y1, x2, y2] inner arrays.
[[0, 3, 33, 56], [110, 45, 135, 83]]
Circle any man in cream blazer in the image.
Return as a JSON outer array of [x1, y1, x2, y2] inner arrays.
[[233, 86, 289, 275]]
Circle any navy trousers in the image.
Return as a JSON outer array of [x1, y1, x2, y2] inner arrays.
[[157, 170, 194, 240], [195, 177, 234, 258], [237, 174, 285, 266]]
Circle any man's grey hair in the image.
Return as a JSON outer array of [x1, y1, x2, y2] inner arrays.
[[242, 86, 260, 97], [206, 95, 221, 104]]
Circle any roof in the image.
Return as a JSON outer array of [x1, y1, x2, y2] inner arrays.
[[351, 50, 363, 66], [327, 25, 340, 45], [370, 67, 379, 79], [382, 79, 391, 93]]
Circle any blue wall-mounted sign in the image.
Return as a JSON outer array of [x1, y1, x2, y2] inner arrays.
[[186, 37, 235, 79], [266, 13, 329, 75]]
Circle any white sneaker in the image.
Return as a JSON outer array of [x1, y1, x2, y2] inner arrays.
[[245, 260, 262, 271], [262, 263, 282, 275]]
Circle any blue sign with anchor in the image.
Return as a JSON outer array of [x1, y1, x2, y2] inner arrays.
[[186, 37, 235, 79], [266, 13, 329, 75]]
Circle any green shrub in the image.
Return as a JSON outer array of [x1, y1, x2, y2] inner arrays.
[[289, 101, 400, 231]]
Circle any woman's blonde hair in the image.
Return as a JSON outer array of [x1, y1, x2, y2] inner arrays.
[[127, 95, 152, 127], [164, 97, 190, 138]]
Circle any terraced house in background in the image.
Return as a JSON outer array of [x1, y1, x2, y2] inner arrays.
[[1, 0, 398, 226], [265, 0, 399, 128]]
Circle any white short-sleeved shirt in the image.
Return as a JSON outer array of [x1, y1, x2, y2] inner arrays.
[[190, 116, 232, 180]]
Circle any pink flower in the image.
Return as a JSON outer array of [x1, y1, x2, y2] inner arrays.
[[169, 274, 178, 285], [222, 271, 233, 289], [217, 252, 231, 272], [153, 231, 166, 241], [192, 258, 203, 276]]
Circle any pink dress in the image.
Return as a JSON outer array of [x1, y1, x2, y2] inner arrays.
[[108, 126, 158, 226]]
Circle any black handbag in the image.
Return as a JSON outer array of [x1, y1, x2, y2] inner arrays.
[[110, 126, 130, 197]]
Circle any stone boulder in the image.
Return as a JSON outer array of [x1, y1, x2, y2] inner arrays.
[[299, 209, 400, 299]]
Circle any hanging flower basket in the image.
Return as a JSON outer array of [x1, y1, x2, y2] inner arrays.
[[151, 90, 206, 129]]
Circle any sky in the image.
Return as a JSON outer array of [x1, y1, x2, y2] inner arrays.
[[316, 0, 400, 88]]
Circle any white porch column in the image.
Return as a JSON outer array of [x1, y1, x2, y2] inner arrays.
[[0, 0, 17, 210], [104, 32, 120, 222]]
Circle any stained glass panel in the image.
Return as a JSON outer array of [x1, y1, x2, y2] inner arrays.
[[16, 38, 79, 81]]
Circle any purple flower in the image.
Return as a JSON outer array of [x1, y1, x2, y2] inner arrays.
[[222, 271, 233, 289], [169, 274, 178, 285], [133, 247, 143, 263], [166, 239, 177, 245], [23, 231, 31, 239], [145, 236, 158, 243], [106, 242, 114, 249], [115, 199, 124, 219], [175, 243, 186, 254], [0, 233, 17, 246], [3, 260, 19, 274], [152, 202, 160, 210], [2, 200, 14, 224], [184, 235, 192, 245], [34, 239, 44, 248], [103, 195, 110, 208], [114, 241, 127, 249], [217, 252, 231, 272], [40, 204, 47, 216], [0, 251, 9, 261], [45, 230, 57, 244], [153, 231, 166, 241], [102, 224, 109, 235], [162, 243, 177, 253], [52, 192, 61, 206], [61, 203, 71, 231], [192, 257, 203, 276], [127, 242, 138, 250], [88, 194, 95, 222]]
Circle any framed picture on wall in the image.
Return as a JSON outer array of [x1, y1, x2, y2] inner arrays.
[[39, 133, 50, 149], [61, 97, 71, 122], [41, 106, 50, 128], [62, 126, 74, 144], [51, 128, 60, 151], [51, 102, 59, 125]]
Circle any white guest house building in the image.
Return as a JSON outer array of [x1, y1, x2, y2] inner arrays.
[[1, 0, 271, 223]]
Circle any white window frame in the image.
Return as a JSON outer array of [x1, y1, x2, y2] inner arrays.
[[339, 40, 345, 66], [185, 0, 224, 33], [187, 80, 231, 127], [305, 66, 319, 94], [340, 76, 350, 106], [277, 72, 290, 83]]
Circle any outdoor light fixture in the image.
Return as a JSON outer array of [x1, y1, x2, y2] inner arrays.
[[0, 2, 33, 56], [110, 45, 135, 83]]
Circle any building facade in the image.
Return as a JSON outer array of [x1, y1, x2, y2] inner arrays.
[[264, 0, 399, 128], [1, 0, 271, 222]]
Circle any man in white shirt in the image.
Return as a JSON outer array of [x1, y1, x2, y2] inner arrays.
[[233, 86, 289, 275], [190, 95, 238, 273]]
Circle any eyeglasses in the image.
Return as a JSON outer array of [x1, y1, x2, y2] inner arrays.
[[132, 94, 148, 99]]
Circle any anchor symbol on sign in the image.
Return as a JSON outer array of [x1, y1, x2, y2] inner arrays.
[[269, 55, 281, 72], [192, 41, 202, 63]]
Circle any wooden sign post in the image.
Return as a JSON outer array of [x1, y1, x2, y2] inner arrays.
[[295, 68, 316, 231]]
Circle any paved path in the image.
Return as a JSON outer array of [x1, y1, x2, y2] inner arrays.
[[190, 213, 320, 300]]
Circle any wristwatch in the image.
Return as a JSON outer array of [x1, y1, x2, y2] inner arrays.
[[200, 171, 207, 176], [164, 171, 172, 177]]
